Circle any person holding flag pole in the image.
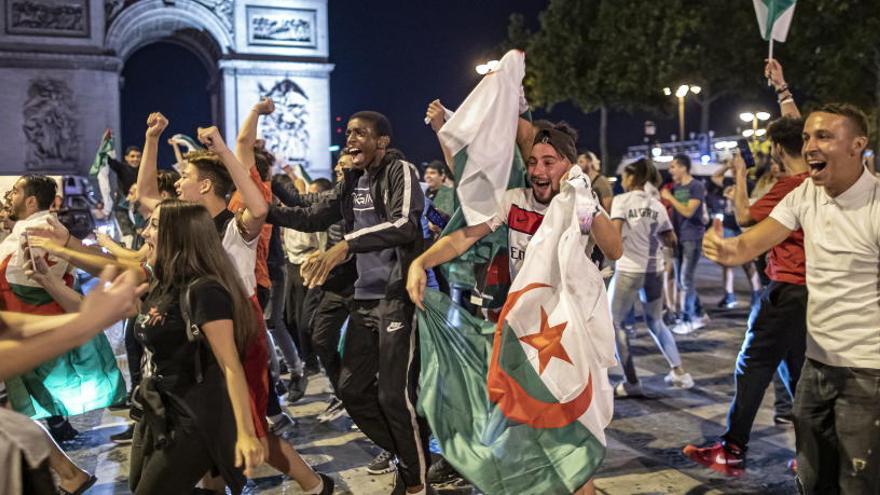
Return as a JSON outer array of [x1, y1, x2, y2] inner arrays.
[[406, 50, 622, 495]]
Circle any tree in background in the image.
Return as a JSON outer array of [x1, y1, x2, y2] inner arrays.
[[508, 0, 689, 169], [783, 0, 880, 149]]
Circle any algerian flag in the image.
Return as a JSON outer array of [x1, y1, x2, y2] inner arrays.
[[418, 167, 615, 494], [88, 128, 115, 177], [169, 133, 204, 153], [438, 49, 526, 226], [753, 0, 796, 42], [0, 212, 126, 418]]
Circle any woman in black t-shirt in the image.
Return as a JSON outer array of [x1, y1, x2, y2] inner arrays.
[[129, 200, 265, 494]]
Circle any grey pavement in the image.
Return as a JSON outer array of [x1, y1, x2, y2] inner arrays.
[[62, 258, 798, 494]]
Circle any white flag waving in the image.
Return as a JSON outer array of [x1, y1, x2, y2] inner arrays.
[[438, 49, 525, 226], [753, 0, 797, 42]]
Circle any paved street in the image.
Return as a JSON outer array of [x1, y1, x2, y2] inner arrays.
[[64, 260, 798, 494]]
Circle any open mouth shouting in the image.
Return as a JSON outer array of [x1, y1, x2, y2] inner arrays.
[[347, 146, 365, 166], [808, 159, 828, 179], [531, 176, 552, 198]]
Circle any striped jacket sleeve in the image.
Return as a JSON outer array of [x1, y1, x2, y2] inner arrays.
[[345, 161, 424, 253]]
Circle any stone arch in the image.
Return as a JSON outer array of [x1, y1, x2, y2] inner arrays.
[[105, 0, 233, 63]]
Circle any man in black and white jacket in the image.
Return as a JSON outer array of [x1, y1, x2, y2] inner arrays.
[[266, 111, 431, 495]]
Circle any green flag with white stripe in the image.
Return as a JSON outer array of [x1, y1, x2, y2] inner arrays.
[[753, 0, 796, 42]]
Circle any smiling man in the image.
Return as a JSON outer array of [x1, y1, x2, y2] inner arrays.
[[263, 111, 431, 494], [703, 103, 880, 494]]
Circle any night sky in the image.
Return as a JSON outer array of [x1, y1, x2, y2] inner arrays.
[[121, 1, 777, 172]]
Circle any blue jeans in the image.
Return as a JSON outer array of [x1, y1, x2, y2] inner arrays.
[[722, 281, 807, 449], [609, 271, 683, 384], [673, 239, 702, 320]]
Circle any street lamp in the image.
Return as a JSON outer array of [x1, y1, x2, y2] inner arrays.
[[475, 59, 500, 75], [663, 84, 702, 141], [739, 110, 771, 142]]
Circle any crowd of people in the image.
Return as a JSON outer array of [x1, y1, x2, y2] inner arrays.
[[0, 56, 877, 495]]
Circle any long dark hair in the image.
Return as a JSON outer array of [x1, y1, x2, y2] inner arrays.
[[623, 158, 659, 189], [151, 200, 257, 356]]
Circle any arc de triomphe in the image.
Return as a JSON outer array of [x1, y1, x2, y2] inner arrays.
[[0, 0, 333, 177]]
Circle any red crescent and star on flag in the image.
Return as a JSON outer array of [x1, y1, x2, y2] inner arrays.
[[487, 282, 594, 429]]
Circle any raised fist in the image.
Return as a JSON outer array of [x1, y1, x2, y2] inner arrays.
[[197, 126, 227, 153], [254, 98, 275, 115], [764, 58, 787, 91], [146, 112, 169, 139], [426, 99, 446, 132]]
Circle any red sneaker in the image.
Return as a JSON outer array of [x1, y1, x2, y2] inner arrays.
[[682, 441, 745, 477]]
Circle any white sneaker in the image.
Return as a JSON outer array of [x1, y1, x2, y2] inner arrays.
[[671, 321, 694, 335], [690, 315, 708, 331], [614, 381, 645, 398], [664, 370, 695, 389]]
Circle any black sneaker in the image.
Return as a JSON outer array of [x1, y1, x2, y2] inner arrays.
[[286, 373, 309, 404], [110, 424, 135, 444], [427, 457, 462, 485], [366, 450, 397, 475], [47, 418, 79, 443]]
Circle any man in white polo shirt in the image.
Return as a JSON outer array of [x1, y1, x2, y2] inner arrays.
[[703, 103, 880, 494]]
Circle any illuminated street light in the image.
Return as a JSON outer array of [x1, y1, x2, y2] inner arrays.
[[740, 109, 770, 142], [664, 84, 702, 140], [475, 59, 501, 75], [742, 129, 755, 138]]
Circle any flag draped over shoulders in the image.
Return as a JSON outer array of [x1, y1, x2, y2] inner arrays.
[[0, 212, 125, 418], [418, 168, 615, 495]]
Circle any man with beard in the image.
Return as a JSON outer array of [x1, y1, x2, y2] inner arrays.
[[264, 111, 431, 494], [703, 103, 880, 494]]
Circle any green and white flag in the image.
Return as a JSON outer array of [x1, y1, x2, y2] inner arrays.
[[88, 128, 115, 177], [418, 167, 615, 494], [438, 49, 526, 226], [753, 0, 796, 42]]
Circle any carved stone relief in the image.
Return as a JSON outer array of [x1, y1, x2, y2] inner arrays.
[[258, 78, 310, 167], [247, 6, 315, 47], [6, 0, 89, 37], [193, 0, 232, 32], [22, 79, 80, 170]]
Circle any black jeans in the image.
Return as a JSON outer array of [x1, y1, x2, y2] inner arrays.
[[723, 281, 807, 449], [794, 359, 880, 495], [311, 290, 351, 393], [338, 298, 430, 488]]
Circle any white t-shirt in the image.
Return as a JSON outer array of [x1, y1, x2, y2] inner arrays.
[[222, 216, 259, 297], [610, 190, 673, 273], [487, 188, 600, 282], [769, 168, 880, 369]]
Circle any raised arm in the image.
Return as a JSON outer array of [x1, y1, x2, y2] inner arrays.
[[765, 59, 800, 118], [235, 98, 274, 171], [136, 112, 169, 214], [731, 154, 756, 227], [198, 126, 268, 241], [426, 99, 455, 170], [168, 138, 186, 168], [406, 222, 493, 309]]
